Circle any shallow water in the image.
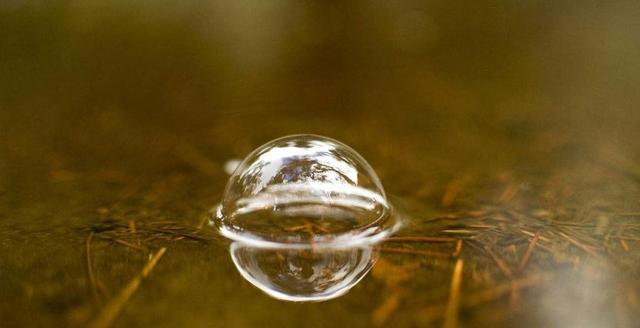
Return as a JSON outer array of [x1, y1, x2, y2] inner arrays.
[[1, 1, 640, 327]]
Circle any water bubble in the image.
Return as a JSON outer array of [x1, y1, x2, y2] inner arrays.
[[213, 134, 401, 248]]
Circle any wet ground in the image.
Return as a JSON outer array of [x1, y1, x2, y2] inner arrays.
[[1, 1, 640, 327]]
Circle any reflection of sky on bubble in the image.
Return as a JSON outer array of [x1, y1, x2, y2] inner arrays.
[[241, 140, 359, 195]]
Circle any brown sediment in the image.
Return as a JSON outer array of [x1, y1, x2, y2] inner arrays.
[[88, 247, 167, 328], [443, 259, 464, 328], [516, 231, 540, 273]]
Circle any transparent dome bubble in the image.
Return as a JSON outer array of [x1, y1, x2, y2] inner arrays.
[[230, 242, 377, 302], [214, 134, 400, 248]]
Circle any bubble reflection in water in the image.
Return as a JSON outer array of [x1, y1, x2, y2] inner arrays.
[[230, 242, 378, 302]]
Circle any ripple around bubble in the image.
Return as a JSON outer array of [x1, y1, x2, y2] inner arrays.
[[212, 134, 402, 248]]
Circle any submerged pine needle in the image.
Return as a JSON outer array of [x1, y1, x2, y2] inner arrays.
[[419, 272, 551, 325], [619, 239, 630, 252], [385, 236, 457, 243], [482, 245, 513, 278], [377, 246, 452, 259], [516, 231, 540, 273], [498, 183, 519, 203], [442, 180, 463, 208], [88, 248, 167, 328], [443, 259, 464, 328], [452, 240, 464, 257], [112, 239, 145, 251], [442, 230, 476, 235], [85, 232, 103, 306], [557, 231, 602, 258], [372, 293, 402, 327]]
